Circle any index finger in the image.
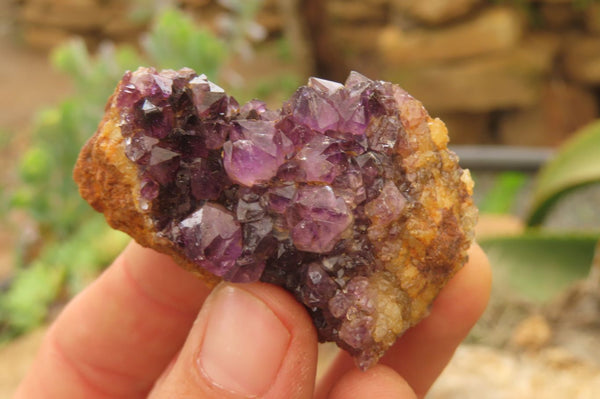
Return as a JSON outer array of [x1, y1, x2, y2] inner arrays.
[[14, 241, 212, 399], [315, 243, 492, 399]]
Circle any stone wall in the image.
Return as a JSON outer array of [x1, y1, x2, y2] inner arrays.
[[12, 0, 600, 146], [14, 0, 281, 49], [324, 0, 600, 146]]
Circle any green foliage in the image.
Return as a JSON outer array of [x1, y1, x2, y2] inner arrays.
[[2, 8, 239, 342], [275, 37, 293, 62], [252, 73, 302, 103], [479, 171, 528, 214], [143, 8, 227, 78], [527, 120, 600, 226], [0, 217, 129, 342], [573, 0, 600, 10], [9, 41, 142, 238], [218, 0, 266, 59], [9, 8, 231, 239], [480, 234, 597, 302], [481, 120, 600, 303]]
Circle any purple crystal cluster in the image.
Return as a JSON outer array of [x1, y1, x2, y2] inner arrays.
[[116, 67, 422, 364]]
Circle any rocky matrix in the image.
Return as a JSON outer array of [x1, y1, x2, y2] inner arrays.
[[75, 67, 477, 370]]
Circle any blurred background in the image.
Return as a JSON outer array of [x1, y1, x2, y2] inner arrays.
[[1, 0, 600, 397]]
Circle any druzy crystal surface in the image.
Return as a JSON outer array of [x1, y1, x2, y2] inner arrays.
[[75, 67, 477, 370]]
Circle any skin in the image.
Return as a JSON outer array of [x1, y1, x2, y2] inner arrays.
[[14, 241, 491, 399]]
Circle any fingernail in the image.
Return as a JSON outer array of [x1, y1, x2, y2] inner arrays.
[[198, 285, 291, 397]]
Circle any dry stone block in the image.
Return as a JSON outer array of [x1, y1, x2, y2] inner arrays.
[[21, 24, 74, 50], [539, 3, 580, 29], [333, 27, 382, 55], [390, 0, 482, 25], [379, 7, 523, 66], [433, 112, 492, 144], [21, 0, 109, 31], [564, 36, 600, 85], [327, 0, 388, 23], [498, 82, 599, 147], [383, 35, 560, 112], [585, 3, 600, 34]]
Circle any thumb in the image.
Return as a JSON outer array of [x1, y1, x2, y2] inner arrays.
[[149, 282, 318, 399]]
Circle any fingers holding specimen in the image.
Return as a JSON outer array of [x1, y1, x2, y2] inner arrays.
[[149, 282, 318, 399]]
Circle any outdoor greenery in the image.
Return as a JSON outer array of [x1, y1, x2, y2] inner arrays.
[[0, 6, 276, 342], [478, 120, 600, 302], [527, 120, 600, 226], [478, 171, 528, 215]]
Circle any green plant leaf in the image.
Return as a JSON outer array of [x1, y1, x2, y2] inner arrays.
[[143, 8, 226, 77], [480, 233, 598, 302], [19, 147, 52, 184], [479, 171, 528, 214], [527, 120, 600, 226]]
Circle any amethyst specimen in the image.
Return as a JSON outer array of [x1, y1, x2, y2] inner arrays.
[[75, 67, 477, 370]]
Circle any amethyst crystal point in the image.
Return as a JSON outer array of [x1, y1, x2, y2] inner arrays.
[[178, 203, 243, 277], [79, 67, 477, 371], [287, 185, 352, 253]]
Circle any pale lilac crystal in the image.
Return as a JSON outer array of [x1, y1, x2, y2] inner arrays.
[[223, 140, 280, 186], [287, 86, 339, 133], [276, 117, 315, 147], [332, 162, 366, 208], [130, 68, 173, 99], [240, 99, 267, 118], [234, 120, 292, 162], [293, 136, 347, 183], [344, 70, 372, 89], [364, 181, 406, 224], [267, 184, 296, 213], [287, 185, 352, 253], [308, 77, 344, 96]]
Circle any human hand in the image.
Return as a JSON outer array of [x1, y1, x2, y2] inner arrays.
[[14, 241, 491, 399]]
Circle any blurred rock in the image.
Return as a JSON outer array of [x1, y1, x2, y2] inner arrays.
[[390, 0, 482, 25], [510, 314, 552, 351], [428, 345, 600, 399], [379, 7, 523, 66], [21, 24, 73, 50], [20, 0, 108, 31], [384, 35, 560, 112], [332, 25, 381, 57], [585, 3, 600, 34], [256, 11, 282, 34], [565, 36, 600, 85], [435, 112, 492, 144], [498, 81, 599, 147], [327, 0, 387, 23], [539, 2, 580, 30]]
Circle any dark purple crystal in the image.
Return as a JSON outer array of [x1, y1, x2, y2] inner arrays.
[[178, 203, 243, 277]]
